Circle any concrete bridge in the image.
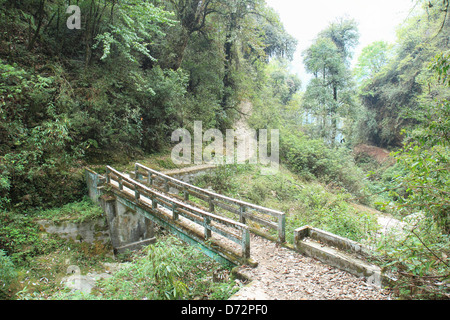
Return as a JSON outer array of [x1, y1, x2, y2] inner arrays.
[[85, 164, 387, 291], [85, 164, 285, 267]]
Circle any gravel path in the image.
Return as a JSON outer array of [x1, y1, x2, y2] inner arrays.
[[227, 101, 393, 300], [230, 234, 392, 300]]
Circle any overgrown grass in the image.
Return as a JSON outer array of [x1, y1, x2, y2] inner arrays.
[[35, 196, 104, 223], [51, 235, 241, 300], [193, 163, 379, 244], [0, 195, 242, 300], [0, 249, 17, 299], [0, 198, 114, 299]]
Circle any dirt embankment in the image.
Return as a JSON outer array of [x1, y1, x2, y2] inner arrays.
[[353, 144, 393, 165]]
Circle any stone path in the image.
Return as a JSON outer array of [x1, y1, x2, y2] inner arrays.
[[230, 234, 392, 300]]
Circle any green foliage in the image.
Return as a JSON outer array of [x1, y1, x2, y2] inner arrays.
[[357, 2, 450, 148], [382, 56, 450, 232], [61, 236, 240, 300], [302, 18, 359, 145], [284, 183, 377, 243], [137, 238, 189, 299], [358, 11, 450, 298], [0, 249, 17, 299], [196, 163, 378, 244], [390, 138, 449, 230], [140, 66, 190, 151], [94, 0, 175, 64], [0, 58, 86, 209], [0, 210, 56, 263], [260, 8, 298, 61], [194, 163, 253, 195], [247, 58, 300, 132], [0, 0, 298, 209], [280, 129, 366, 196], [0, 200, 105, 266], [354, 41, 393, 88], [36, 196, 104, 223], [372, 214, 450, 299]]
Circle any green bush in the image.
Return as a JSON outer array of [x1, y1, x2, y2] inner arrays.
[[372, 214, 450, 299], [284, 183, 378, 243], [55, 236, 240, 300], [37, 196, 104, 223], [280, 129, 366, 195], [0, 249, 17, 299]]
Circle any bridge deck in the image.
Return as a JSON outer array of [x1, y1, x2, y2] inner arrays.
[[102, 166, 254, 266], [135, 163, 286, 244]]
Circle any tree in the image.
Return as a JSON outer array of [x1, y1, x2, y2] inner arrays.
[[319, 17, 359, 62], [94, 0, 175, 65], [259, 8, 297, 61], [159, 0, 216, 70], [358, 1, 450, 148], [389, 52, 450, 233], [354, 41, 393, 86], [302, 18, 359, 145]]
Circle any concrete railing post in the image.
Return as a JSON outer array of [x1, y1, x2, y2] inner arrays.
[[204, 216, 211, 240], [147, 170, 152, 186], [172, 204, 179, 221], [164, 178, 169, 192], [242, 228, 250, 260], [209, 196, 215, 212], [278, 213, 286, 243], [106, 167, 111, 184], [135, 164, 140, 181], [239, 206, 246, 224]]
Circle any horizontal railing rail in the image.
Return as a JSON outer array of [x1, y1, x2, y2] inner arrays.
[[105, 166, 250, 260], [134, 163, 286, 243]]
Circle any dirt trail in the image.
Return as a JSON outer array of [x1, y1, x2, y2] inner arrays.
[[234, 100, 258, 163]]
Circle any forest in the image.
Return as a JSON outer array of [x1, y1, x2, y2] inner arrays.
[[0, 0, 449, 300]]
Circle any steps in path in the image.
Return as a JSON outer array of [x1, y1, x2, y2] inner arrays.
[[230, 234, 391, 300], [294, 226, 384, 287]]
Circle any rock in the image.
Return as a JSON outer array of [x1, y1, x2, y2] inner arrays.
[[62, 272, 112, 294]]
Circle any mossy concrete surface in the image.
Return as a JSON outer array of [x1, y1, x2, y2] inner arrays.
[[294, 226, 384, 287]]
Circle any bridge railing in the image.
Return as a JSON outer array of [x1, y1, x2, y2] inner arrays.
[[134, 163, 286, 243], [105, 166, 251, 261]]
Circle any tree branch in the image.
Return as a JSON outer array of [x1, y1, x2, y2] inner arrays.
[[411, 228, 450, 268]]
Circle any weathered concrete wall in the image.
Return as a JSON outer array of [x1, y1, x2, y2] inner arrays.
[[295, 225, 372, 257], [37, 217, 110, 245], [99, 194, 155, 253], [294, 226, 383, 287], [85, 169, 156, 254]]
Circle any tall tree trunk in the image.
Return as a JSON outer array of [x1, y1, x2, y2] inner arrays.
[[331, 86, 338, 145], [221, 14, 236, 109], [171, 27, 190, 70], [28, 0, 45, 50]]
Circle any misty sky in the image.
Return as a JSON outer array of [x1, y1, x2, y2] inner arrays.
[[265, 0, 416, 86]]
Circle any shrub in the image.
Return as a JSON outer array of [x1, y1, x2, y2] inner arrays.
[[37, 196, 104, 223], [372, 214, 450, 299], [64, 236, 239, 300], [0, 249, 17, 299], [280, 129, 366, 195]]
